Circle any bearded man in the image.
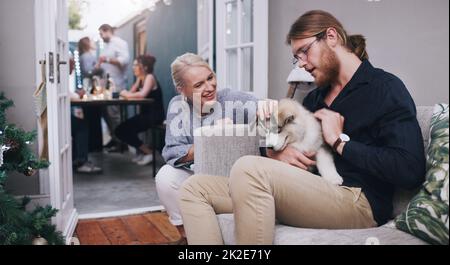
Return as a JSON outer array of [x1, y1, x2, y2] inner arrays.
[[177, 10, 426, 245]]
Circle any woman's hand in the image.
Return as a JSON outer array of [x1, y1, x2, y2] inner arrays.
[[257, 99, 278, 137], [76, 89, 86, 99], [314, 109, 345, 147], [120, 90, 129, 98], [267, 146, 316, 170], [179, 145, 195, 164], [258, 99, 278, 121]]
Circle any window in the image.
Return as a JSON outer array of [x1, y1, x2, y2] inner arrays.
[[216, 0, 268, 99], [135, 19, 147, 57]]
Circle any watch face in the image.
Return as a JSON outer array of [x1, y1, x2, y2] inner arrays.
[[340, 134, 350, 142]]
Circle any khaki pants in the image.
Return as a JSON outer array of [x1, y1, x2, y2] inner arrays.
[[179, 156, 377, 245]]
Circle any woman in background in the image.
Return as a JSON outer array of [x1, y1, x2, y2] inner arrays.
[[115, 54, 165, 166], [78, 37, 98, 78]]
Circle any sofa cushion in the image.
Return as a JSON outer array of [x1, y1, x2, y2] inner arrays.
[[395, 104, 449, 245], [217, 214, 427, 245]]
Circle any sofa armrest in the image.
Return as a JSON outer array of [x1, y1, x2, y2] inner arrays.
[[194, 124, 261, 177]]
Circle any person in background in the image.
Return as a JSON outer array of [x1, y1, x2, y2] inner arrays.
[[78, 36, 98, 79], [70, 48, 102, 174], [71, 104, 102, 174], [96, 24, 130, 152], [115, 54, 165, 166]]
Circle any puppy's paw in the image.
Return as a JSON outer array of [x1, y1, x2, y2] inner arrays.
[[325, 174, 344, 186]]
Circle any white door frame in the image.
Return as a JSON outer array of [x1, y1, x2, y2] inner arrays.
[[216, 0, 268, 99], [197, 0, 215, 68], [35, 0, 78, 244]]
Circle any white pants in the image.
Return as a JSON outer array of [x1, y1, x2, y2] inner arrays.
[[155, 165, 193, 226]]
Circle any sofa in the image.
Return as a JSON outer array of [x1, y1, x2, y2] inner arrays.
[[193, 106, 437, 245]]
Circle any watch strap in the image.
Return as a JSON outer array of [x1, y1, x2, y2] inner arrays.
[[332, 138, 343, 152]]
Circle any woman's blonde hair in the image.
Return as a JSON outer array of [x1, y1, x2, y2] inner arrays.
[[171, 53, 213, 89]]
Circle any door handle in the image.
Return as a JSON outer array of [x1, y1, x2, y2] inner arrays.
[[39, 59, 47, 83], [56, 53, 67, 84]]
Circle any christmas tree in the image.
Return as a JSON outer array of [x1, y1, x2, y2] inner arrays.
[[0, 92, 64, 245]]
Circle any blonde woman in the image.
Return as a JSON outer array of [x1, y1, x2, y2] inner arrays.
[[156, 53, 258, 226]]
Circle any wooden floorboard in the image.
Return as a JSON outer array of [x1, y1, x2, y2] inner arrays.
[[122, 215, 168, 244], [75, 212, 185, 245], [76, 220, 111, 245], [98, 218, 139, 245], [143, 212, 181, 243]]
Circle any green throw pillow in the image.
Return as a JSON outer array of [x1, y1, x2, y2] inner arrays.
[[396, 104, 449, 245]]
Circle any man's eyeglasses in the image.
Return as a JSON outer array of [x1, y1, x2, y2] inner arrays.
[[292, 32, 326, 66]]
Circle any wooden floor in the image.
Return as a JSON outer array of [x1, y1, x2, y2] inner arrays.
[[75, 212, 186, 245]]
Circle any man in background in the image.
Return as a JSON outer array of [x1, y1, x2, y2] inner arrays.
[[96, 24, 130, 152]]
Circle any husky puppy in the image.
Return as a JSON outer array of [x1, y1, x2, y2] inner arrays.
[[266, 99, 343, 185]]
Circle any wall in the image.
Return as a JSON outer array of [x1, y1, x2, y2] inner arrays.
[[0, 0, 40, 195], [268, 0, 449, 106], [146, 0, 198, 113], [116, 12, 148, 90]]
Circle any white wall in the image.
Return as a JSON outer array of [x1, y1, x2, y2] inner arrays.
[[0, 0, 40, 195], [268, 0, 449, 106]]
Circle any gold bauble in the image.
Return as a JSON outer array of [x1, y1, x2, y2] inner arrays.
[[32, 236, 48, 245]]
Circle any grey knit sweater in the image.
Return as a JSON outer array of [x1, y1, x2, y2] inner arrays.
[[162, 89, 258, 167]]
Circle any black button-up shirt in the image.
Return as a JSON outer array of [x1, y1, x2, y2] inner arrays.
[[303, 60, 426, 225]]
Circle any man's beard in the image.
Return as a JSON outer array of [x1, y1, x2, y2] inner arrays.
[[314, 45, 340, 87]]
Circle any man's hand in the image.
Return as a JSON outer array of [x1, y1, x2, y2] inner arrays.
[[98, 56, 107, 64], [314, 109, 345, 147], [98, 56, 121, 68], [267, 146, 316, 170]]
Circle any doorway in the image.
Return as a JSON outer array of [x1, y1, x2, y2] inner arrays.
[[39, 0, 198, 242], [67, 0, 167, 217]]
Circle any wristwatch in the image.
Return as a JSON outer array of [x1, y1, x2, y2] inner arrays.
[[333, 133, 350, 152]]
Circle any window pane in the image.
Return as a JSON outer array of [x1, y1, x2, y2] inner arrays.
[[241, 0, 253, 43], [226, 49, 238, 89], [226, 0, 238, 46], [241, 47, 254, 92]]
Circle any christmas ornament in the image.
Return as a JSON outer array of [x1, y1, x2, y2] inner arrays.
[[4, 138, 19, 152], [32, 236, 48, 245], [24, 167, 36, 177], [0, 145, 10, 167]]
